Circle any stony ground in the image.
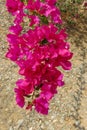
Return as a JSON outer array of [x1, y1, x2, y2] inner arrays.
[[0, 1, 87, 130]]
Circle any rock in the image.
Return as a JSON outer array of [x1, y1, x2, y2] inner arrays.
[[9, 126, 14, 130], [29, 127, 33, 130], [16, 119, 24, 129]]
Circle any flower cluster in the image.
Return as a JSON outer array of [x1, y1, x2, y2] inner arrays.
[[6, 0, 73, 115]]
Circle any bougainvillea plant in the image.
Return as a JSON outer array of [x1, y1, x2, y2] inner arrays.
[[6, 0, 73, 115]]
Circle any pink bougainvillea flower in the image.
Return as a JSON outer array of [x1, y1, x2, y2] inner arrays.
[[34, 96, 49, 115], [6, 34, 21, 61], [16, 79, 34, 95], [27, 0, 62, 24], [43, 5, 62, 24], [6, 0, 24, 15], [40, 83, 57, 100], [14, 87, 25, 108], [28, 15, 40, 26], [9, 24, 22, 35], [46, 0, 57, 6], [6, 0, 19, 14], [27, 0, 39, 11], [6, 0, 73, 115]]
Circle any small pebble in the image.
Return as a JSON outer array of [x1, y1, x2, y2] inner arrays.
[[16, 119, 24, 128]]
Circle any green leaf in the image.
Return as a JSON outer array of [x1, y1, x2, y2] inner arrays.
[[20, 0, 24, 2], [40, 16, 49, 24]]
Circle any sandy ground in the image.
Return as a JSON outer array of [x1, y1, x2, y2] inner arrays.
[[0, 1, 87, 130]]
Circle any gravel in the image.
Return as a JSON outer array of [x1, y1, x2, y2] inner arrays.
[[0, 1, 87, 130]]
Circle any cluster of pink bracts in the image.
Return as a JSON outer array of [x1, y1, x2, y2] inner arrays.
[[6, 0, 73, 115]]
